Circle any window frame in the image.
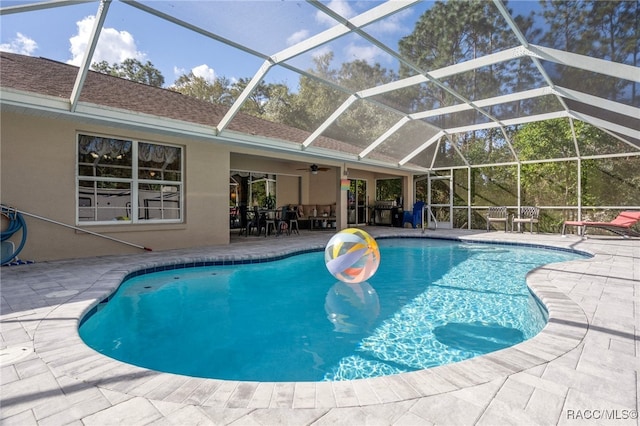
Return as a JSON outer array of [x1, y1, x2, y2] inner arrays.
[[76, 133, 184, 225]]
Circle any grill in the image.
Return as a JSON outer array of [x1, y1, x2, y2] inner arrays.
[[373, 201, 401, 226]]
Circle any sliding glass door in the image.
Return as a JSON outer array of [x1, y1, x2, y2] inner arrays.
[[348, 179, 367, 225]]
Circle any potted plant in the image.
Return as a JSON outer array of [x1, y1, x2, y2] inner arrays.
[[265, 195, 276, 210]]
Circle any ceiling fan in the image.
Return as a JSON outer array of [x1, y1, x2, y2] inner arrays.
[[296, 164, 330, 175]]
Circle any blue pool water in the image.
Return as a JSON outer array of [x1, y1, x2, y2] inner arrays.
[[79, 238, 585, 382]]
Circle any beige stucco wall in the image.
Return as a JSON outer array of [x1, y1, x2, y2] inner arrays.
[[1, 111, 229, 261], [305, 171, 336, 205], [275, 175, 300, 207], [1, 110, 413, 262]]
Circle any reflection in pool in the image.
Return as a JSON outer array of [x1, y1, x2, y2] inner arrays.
[[325, 281, 380, 334], [79, 239, 585, 382]]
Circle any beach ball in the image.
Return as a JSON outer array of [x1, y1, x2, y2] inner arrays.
[[324, 228, 380, 284]]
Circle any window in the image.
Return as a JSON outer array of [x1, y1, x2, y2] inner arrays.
[[229, 171, 277, 209], [77, 134, 183, 224], [249, 173, 277, 209], [376, 178, 402, 203]]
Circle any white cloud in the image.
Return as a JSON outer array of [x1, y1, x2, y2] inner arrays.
[[0, 32, 38, 55], [316, 0, 355, 27], [368, 8, 413, 34], [173, 66, 187, 78], [311, 45, 333, 60], [68, 15, 145, 66], [171, 64, 216, 83], [287, 29, 310, 46], [191, 64, 216, 83], [345, 43, 381, 64]]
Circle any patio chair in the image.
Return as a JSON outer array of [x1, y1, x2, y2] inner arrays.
[[511, 206, 540, 233], [403, 201, 425, 228], [238, 205, 253, 236], [562, 211, 640, 237], [257, 210, 277, 237], [244, 206, 263, 236], [274, 206, 286, 235], [486, 206, 508, 231], [286, 206, 299, 235]]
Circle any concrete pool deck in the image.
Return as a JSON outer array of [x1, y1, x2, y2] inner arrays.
[[1, 228, 638, 425]]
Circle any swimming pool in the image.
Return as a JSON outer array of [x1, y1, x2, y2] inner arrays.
[[79, 238, 585, 382]]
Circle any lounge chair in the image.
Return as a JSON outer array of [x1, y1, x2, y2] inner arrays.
[[562, 211, 640, 237]]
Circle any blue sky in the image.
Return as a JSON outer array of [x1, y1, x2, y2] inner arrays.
[[1, 1, 541, 89], [1, 0, 424, 88]]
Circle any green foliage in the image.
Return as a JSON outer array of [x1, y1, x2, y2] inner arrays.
[[265, 194, 276, 210], [287, 54, 400, 144], [287, 59, 345, 131], [171, 73, 233, 105], [92, 58, 164, 87], [540, 1, 638, 100], [376, 178, 402, 201], [397, 0, 523, 113], [512, 118, 640, 214], [470, 166, 517, 207], [171, 73, 295, 121], [582, 157, 640, 206], [513, 118, 576, 161]]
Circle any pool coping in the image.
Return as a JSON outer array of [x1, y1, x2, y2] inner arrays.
[[32, 232, 592, 410]]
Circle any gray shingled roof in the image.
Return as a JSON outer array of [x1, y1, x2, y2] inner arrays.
[[10, 54, 390, 178], [0, 52, 360, 154]]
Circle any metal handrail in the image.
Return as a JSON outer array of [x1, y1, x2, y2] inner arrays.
[[421, 205, 438, 233]]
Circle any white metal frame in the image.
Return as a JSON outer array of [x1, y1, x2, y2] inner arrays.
[[2, 0, 638, 176]]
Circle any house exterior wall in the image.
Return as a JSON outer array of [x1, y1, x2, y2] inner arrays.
[[1, 111, 230, 261], [306, 171, 336, 205], [276, 175, 300, 207]]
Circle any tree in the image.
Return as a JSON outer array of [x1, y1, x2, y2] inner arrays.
[[171, 73, 233, 105], [540, 1, 638, 103], [397, 0, 537, 163], [261, 83, 296, 124], [92, 58, 164, 87], [229, 78, 295, 120], [513, 118, 640, 213], [587, 1, 639, 102], [398, 1, 514, 116], [540, 1, 590, 53], [285, 53, 399, 146], [170, 72, 295, 122], [513, 119, 578, 209], [282, 52, 343, 132]]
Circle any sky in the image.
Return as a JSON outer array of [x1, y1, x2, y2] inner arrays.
[[0, 1, 541, 89], [1, 0, 426, 88]]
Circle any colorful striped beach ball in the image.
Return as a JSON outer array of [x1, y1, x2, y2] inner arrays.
[[324, 228, 380, 284]]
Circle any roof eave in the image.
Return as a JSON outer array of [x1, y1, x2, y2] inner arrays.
[[1, 87, 218, 141], [2, 88, 423, 173]]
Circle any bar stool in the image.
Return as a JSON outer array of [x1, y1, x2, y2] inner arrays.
[[288, 212, 299, 235], [264, 211, 277, 237]]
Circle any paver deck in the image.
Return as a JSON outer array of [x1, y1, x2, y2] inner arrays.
[[1, 228, 638, 425]]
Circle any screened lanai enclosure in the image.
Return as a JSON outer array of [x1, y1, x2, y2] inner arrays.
[[2, 0, 639, 233]]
